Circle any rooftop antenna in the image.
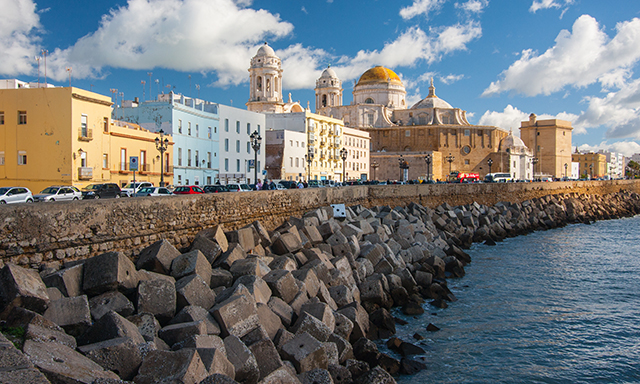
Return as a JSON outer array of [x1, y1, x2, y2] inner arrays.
[[110, 88, 118, 118], [155, 79, 159, 99], [196, 84, 200, 99], [35, 56, 41, 85], [141, 80, 146, 101], [42, 49, 48, 86], [66, 67, 72, 87], [119, 92, 124, 119], [147, 72, 153, 100]]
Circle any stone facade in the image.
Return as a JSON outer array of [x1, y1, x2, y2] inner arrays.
[[520, 114, 573, 179]]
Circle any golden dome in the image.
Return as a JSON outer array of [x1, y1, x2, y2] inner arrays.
[[356, 66, 403, 86]]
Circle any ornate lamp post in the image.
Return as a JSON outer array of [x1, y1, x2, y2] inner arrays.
[[306, 148, 314, 183], [155, 129, 169, 187], [250, 130, 262, 185], [589, 164, 593, 179], [564, 163, 568, 179], [445, 153, 455, 175], [340, 148, 348, 183], [424, 154, 432, 181], [371, 161, 379, 181], [398, 156, 409, 182], [532, 157, 539, 180], [487, 158, 493, 175]]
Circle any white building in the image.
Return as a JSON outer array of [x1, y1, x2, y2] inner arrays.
[[498, 130, 534, 181], [218, 105, 266, 185], [598, 150, 625, 179], [343, 127, 370, 181], [265, 129, 307, 182]]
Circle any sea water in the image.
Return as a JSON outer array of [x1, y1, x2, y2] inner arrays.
[[392, 215, 640, 383]]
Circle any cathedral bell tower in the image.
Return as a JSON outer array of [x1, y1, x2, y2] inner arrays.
[[247, 43, 284, 113], [315, 65, 343, 111]]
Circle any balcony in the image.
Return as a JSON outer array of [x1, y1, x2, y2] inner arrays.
[[78, 127, 93, 141], [119, 163, 129, 173], [320, 140, 326, 147], [139, 163, 151, 173], [78, 167, 93, 180]]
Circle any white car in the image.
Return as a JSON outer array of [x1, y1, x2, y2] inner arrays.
[[34, 186, 82, 202], [0, 187, 34, 204], [121, 182, 154, 197], [134, 187, 174, 197], [226, 183, 253, 192]]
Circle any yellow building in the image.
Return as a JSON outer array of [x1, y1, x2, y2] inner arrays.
[[520, 114, 573, 179], [0, 80, 173, 192], [571, 152, 607, 179]]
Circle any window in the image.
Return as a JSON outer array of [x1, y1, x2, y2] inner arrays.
[[225, 158, 229, 171], [295, 158, 299, 167], [464, 129, 470, 136], [18, 111, 27, 125], [0, 112, 4, 125], [405, 130, 410, 137], [102, 153, 108, 169], [465, 159, 470, 165], [196, 124, 199, 137], [81, 115, 88, 137], [120, 149, 126, 171], [80, 151, 87, 167], [225, 139, 229, 152], [0, 152, 4, 165], [178, 175, 182, 184], [207, 152, 211, 168], [257, 160, 261, 173], [178, 119, 182, 134], [225, 119, 229, 132], [236, 159, 240, 172], [365, 98, 374, 104], [208, 127, 212, 139], [195, 150, 199, 167], [236, 121, 240, 133], [178, 148, 182, 166], [290, 157, 293, 167], [188, 122, 192, 136], [103, 117, 109, 132], [188, 149, 192, 166], [247, 123, 251, 135], [247, 142, 251, 154], [236, 140, 240, 153], [366, 113, 374, 126], [257, 124, 261, 134]]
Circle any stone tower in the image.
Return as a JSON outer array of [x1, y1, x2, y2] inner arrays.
[[519, 113, 573, 179], [315, 65, 342, 111], [246, 43, 284, 113]]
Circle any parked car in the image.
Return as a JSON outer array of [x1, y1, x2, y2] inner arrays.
[[134, 187, 174, 197], [0, 187, 33, 204], [226, 183, 252, 192], [81, 183, 122, 199], [278, 180, 299, 189], [203, 185, 228, 193], [34, 186, 82, 202], [121, 182, 154, 197], [173, 185, 204, 195]]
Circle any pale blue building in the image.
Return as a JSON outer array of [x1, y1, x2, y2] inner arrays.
[[118, 92, 220, 186]]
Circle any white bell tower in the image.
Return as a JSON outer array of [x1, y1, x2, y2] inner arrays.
[[247, 43, 284, 113], [315, 65, 342, 111]]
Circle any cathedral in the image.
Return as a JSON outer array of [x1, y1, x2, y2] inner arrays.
[[245, 43, 568, 181]]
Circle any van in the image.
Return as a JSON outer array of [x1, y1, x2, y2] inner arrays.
[[485, 173, 513, 183]]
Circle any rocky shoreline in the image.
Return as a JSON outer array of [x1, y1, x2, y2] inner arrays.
[[1, 190, 639, 384]]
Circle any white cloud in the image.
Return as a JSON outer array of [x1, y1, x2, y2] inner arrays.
[[278, 44, 328, 90], [439, 73, 464, 84], [301, 6, 308, 14], [483, 15, 640, 97], [530, 0, 573, 13], [46, 0, 294, 84], [0, 0, 41, 76], [578, 141, 640, 157], [478, 104, 579, 132], [576, 77, 640, 139], [400, 0, 447, 20], [455, 0, 488, 14]]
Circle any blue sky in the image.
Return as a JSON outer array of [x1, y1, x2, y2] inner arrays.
[[3, 0, 640, 155]]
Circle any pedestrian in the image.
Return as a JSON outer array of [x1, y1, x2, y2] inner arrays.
[[256, 179, 263, 190], [262, 180, 270, 190], [297, 181, 304, 188]]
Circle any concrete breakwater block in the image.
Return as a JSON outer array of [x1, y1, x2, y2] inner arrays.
[[1, 191, 637, 383]]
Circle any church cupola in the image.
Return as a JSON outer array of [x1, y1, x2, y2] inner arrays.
[[315, 65, 343, 111], [247, 42, 284, 113]]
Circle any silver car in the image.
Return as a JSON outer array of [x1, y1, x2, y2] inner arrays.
[[0, 187, 34, 204], [34, 186, 82, 202], [134, 187, 174, 197]]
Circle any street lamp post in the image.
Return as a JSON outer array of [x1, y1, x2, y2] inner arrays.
[[424, 154, 432, 181], [306, 149, 314, 183], [250, 130, 262, 185], [445, 153, 455, 176], [564, 163, 568, 179], [398, 156, 409, 182], [487, 158, 493, 175], [155, 129, 169, 187], [532, 157, 539, 180], [340, 148, 348, 183], [371, 161, 379, 181], [589, 164, 593, 179]]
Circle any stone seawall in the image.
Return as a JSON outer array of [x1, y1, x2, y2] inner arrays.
[[1, 180, 639, 268]]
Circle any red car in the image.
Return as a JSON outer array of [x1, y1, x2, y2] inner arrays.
[[173, 185, 204, 195]]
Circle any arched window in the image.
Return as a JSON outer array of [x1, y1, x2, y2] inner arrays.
[[365, 98, 374, 104], [322, 95, 327, 107], [257, 76, 262, 91]]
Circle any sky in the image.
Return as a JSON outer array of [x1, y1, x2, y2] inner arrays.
[[3, 0, 640, 156]]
